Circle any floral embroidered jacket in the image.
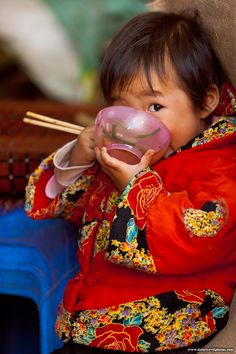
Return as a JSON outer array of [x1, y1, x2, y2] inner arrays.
[[25, 84, 236, 352]]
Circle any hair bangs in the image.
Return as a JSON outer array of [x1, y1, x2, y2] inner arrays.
[[100, 35, 169, 103]]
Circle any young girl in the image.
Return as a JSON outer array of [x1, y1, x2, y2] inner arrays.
[[25, 11, 236, 353]]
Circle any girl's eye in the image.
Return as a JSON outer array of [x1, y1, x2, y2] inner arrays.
[[149, 103, 163, 112]]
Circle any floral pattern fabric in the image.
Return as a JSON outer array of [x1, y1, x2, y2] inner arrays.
[[56, 289, 229, 352], [184, 201, 226, 237], [176, 116, 235, 152]]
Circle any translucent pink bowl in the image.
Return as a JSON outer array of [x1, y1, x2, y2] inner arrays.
[[95, 106, 170, 164]]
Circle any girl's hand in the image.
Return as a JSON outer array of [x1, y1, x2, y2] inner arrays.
[[95, 147, 156, 192], [69, 125, 96, 166]]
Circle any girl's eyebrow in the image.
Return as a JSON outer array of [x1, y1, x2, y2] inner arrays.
[[110, 89, 163, 101], [138, 89, 163, 97]]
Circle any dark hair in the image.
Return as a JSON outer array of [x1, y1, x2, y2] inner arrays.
[[100, 11, 227, 109]]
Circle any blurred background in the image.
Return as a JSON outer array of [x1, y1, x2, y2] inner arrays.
[[0, 0, 148, 103], [0, 1, 149, 354], [0, 0, 149, 200]]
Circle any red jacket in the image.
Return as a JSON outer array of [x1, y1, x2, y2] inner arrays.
[[25, 91, 236, 351]]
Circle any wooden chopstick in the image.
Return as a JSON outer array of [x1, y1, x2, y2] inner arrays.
[[23, 117, 82, 134], [23, 111, 85, 135]]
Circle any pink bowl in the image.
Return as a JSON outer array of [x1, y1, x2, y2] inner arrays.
[[95, 106, 170, 164]]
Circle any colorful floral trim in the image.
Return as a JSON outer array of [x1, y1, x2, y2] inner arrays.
[[93, 220, 111, 256], [183, 201, 226, 237], [106, 206, 157, 273], [106, 237, 157, 273], [78, 220, 98, 254], [55, 289, 228, 352], [104, 190, 120, 213], [79, 187, 119, 256], [55, 302, 73, 342], [192, 117, 235, 148], [105, 170, 164, 273], [25, 153, 55, 213], [118, 169, 164, 230], [176, 116, 235, 153]]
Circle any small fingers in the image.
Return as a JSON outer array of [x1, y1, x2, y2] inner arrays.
[[96, 147, 120, 168]]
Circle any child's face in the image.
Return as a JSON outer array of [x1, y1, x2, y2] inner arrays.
[[111, 66, 208, 155]]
